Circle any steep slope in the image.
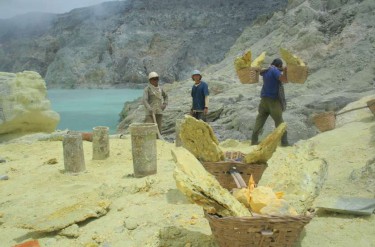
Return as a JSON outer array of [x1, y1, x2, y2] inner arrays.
[[0, 0, 287, 88], [119, 0, 375, 143]]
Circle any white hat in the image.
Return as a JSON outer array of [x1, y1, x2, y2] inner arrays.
[[192, 70, 201, 76], [148, 71, 159, 79]]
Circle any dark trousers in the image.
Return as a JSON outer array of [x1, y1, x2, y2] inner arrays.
[[192, 111, 206, 122], [251, 97, 288, 145], [144, 114, 163, 132]]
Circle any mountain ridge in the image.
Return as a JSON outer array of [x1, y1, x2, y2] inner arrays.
[[118, 0, 375, 144], [0, 0, 287, 88]]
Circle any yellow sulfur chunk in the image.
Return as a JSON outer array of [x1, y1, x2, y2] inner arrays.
[[280, 48, 305, 66], [248, 174, 255, 194], [275, 191, 285, 199], [251, 52, 266, 67], [249, 186, 277, 213], [243, 50, 252, 62], [233, 188, 251, 208], [250, 186, 298, 216], [244, 123, 287, 164], [260, 198, 299, 216], [234, 50, 252, 71]]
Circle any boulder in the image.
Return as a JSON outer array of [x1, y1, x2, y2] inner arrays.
[[171, 147, 251, 217], [179, 115, 224, 162], [0, 71, 60, 135], [20, 198, 111, 233], [244, 123, 286, 164]]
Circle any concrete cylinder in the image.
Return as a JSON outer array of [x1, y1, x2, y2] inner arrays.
[[129, 123, 158, 178], [92, 126, 110, 160], [175, 119, 183, 147], [63, 132, 86, 173]]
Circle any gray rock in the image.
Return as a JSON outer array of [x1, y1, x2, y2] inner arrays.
[[114, 226, 124, 234], [0, 175, 9, 180], [124, 219, 138, 231], [0, 0, 288, 88], [19, 198, 111, 233], [117, 0, 375, 143], [59, 224, 80, 238], [0, 158, 6, 163]]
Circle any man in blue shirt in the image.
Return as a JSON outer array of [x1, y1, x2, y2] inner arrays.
[[190, 70, 209, 122], [251, 58, 289, 146]]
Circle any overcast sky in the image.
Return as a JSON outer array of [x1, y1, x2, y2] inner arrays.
[[0, 0, 115, 19]]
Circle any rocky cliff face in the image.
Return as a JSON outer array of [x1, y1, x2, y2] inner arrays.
[[0, 0, 287, 88], [119, 0, 375, 144]]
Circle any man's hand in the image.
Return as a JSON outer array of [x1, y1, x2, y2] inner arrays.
[[280, 67, 288, 83], [161, 103, 167, 111], [204, 107, 208, 115]]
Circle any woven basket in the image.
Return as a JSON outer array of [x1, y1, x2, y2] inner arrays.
[[205, 212, 313, 247], [287, 64, 308, 84], [237, 67, 260, 84], [367, 99, 375, 116], [313, 111, 336, 132], [202, 151, 267, 190]]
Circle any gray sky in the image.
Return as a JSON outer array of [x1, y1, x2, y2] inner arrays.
[[0, 0, 114, 19]]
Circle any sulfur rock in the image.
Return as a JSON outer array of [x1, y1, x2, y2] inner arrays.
[[249, 186, 277, 213], [260, 199, 298, 216], [244, 123, 286, 164], [179, 115, 224, 162], [233, 188, 251, 208], [172, 147, 251, 217], [20, 198, 111, 233], [0, 71, 60, 135]]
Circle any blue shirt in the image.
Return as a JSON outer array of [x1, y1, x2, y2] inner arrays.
[[261, 66, 282, 99], [191, 81, 209, 110]]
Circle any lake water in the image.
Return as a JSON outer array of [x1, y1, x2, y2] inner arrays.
[[48, 89, 143, 133]]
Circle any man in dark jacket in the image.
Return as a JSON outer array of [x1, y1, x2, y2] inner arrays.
[[251, 58, 289, 146], [190, 70, 209, 122]]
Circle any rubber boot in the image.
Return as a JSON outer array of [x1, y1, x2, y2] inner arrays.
[[281, 131, 290, 147]]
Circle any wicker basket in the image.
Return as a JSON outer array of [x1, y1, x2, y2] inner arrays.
[[313, 111, 336, 132], [202, 151, 267, 190], [237, 67, 260, 84], [287, 64, 308, 84], [205, 212, 313, 247], [367, 99, 375, 116]]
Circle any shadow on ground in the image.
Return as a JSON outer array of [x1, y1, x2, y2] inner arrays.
[[158, 226, 216, 247]]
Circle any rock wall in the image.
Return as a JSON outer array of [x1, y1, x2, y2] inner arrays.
[[119, 0, 375, 144], [0, 0, 287, 88], [0, 71, 60, 135]]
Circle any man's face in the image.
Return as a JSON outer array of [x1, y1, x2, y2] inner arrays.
[[192, 74, 201, 82], [150, 77, 159, 86]]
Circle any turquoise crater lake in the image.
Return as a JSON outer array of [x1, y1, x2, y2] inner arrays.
[[48, 89, 143, 133]]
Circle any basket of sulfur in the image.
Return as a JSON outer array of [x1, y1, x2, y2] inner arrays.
[[234, 51, 266, 84], [280, 48, 308, 84], [201, 123, 287, 192], [202, 151, 268, 190], [205, 177, 313, 247], [173, 120, 313, 247], [172, 146, 313, 247]]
